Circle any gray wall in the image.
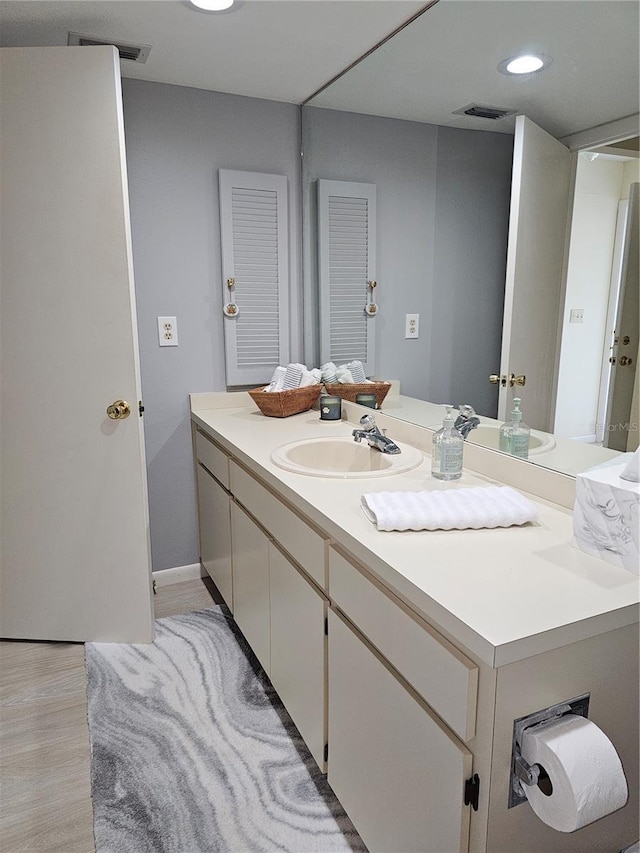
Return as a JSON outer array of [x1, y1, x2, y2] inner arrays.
[[123, 83, 512, 573], [122, 79, 301, 572], [302, 107, 513, 412]]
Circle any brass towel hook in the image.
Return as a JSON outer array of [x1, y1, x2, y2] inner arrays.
[[223, 276, 239, 317], [365, 280, 378, 316]]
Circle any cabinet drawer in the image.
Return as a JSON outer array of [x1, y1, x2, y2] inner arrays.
[[329, 547, 477, 741], [195, 429, 229, 488], [230, 461, 326, 589]]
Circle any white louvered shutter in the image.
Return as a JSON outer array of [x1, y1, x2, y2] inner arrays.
[[219, 170, 289, 386], [318, 180, 377, 375]]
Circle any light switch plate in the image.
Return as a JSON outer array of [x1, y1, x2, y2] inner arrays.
[[158, 316, 178, 346], [569, 308, 584, 324]]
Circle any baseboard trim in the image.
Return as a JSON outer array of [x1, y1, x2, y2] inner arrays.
[[152, 563, 205, 587]]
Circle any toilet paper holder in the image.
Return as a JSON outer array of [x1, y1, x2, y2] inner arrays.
[[508, 693, 590, 808]]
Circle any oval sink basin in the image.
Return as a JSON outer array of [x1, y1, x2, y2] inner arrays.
[[466, 424, 555, 457], [271, 436, 423, 478]]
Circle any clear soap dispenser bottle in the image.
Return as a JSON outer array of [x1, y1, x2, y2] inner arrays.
[[432, 405, 463, 480], [498, 397, 530, 459]]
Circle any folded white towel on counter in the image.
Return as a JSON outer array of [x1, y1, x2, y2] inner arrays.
[[361, 485, 539, 531]]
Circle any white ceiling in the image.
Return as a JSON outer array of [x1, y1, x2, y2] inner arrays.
[[0, 0, 638, 140], [0, 0, 425, 103], [309, 0, 640, 140]]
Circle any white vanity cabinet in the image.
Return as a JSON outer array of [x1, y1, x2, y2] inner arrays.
[[328, 546, 476, 853], [194, 434, 328, 770], [191, 409, 639, 853], [329, 609, 472, 853], [194, 429, 233, 609], [228, 461, 328, 769], [230, 501, 271, 675], [269, 541, 326, 768]]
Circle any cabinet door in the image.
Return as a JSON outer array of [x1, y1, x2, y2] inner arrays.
[[269, 543, 326, 770], [196, 464, 232, 610], [230, 502, 270, 675], [328, 610, 472, 853]]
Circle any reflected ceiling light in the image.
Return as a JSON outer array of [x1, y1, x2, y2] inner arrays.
[[498, 54, 552, 76], [189, 0, 235, 11]]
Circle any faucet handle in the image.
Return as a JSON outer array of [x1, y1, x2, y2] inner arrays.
[[458, 404, 476, 418], [359, 413, 376, 429]]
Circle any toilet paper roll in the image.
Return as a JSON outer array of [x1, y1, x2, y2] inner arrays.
[[521, 714, 628, 833]]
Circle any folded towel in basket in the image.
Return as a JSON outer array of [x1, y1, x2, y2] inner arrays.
[[361, 485, 539, 531]]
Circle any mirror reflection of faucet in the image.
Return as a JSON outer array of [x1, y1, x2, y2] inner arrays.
[[454, 404, 481, 440], [352, 414, 401, 454]]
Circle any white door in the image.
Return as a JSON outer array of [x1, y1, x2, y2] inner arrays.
[[0, 47, 154, 642], [498, 116, 573, 430], [604, 182, 639, 451]]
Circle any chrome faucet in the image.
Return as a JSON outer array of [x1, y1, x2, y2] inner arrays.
[[454, 404, 481, 440], [352, 414, 401, 455]]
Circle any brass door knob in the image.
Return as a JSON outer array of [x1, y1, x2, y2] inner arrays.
[[619, 355, 634, 366], [510, 374, 526, 387], [107, 400, 131, 420], [489, 374, 502, 385]]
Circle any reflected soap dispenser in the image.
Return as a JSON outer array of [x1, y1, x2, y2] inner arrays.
[[432, 406, 463, 480], [498, 397, 530, 459]]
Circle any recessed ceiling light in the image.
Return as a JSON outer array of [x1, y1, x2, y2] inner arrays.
[[498, 54, 552, 76], [189, 0, 235, 11]]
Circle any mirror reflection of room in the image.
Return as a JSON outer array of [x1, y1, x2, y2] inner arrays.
[[301, 0, 639, 476]]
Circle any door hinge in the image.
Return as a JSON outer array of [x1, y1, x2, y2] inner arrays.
[[464, 773, 479, 811], [139, 400, 145, 417], [324, 743, 329, 763], [324, 616, 328, 636]]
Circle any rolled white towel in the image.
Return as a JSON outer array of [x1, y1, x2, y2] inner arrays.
[[299, 369, 321, 387], [361, 485, 539, 531], [321, 362, 339, 383], [282, 363, 305, 390], [336, 366, 355, 384], [264, 365, 286, 392], [346, 360, 367, 383]]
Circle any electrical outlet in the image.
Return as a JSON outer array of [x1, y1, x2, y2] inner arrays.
[[405, 313, 419, 339], [569, 308, 584, 324], [158, 316, 178, 346]]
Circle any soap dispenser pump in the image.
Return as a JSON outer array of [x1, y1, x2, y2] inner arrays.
[[432, 405, 463, 480], [498, 397, 531, 459]]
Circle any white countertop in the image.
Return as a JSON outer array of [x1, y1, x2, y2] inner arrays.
[[191, 394, 639, 669]]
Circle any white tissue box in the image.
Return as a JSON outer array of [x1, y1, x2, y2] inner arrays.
[[573, 461, 640, 575]]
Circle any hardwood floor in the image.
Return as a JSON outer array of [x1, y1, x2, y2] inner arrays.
[[0, 576, 217, 853]]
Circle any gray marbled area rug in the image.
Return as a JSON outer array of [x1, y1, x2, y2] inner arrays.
[[85, 606, 366, 853]]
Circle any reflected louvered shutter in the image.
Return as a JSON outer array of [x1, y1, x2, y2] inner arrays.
[[219, 170, 289, 386], [318, 180, 376, 375]]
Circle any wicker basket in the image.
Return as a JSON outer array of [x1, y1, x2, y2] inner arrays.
[[323, 382, 391, 408], [248, 384, 322, 418]]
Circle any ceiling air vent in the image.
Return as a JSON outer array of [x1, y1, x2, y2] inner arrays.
[[453, 104, 516, 121], [68, 32, 152, 64]]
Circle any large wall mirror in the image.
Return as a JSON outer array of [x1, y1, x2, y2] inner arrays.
[[301, 0, 639, 477]]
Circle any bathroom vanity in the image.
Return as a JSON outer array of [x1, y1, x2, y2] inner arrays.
[[190, 391, 639, 853]]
